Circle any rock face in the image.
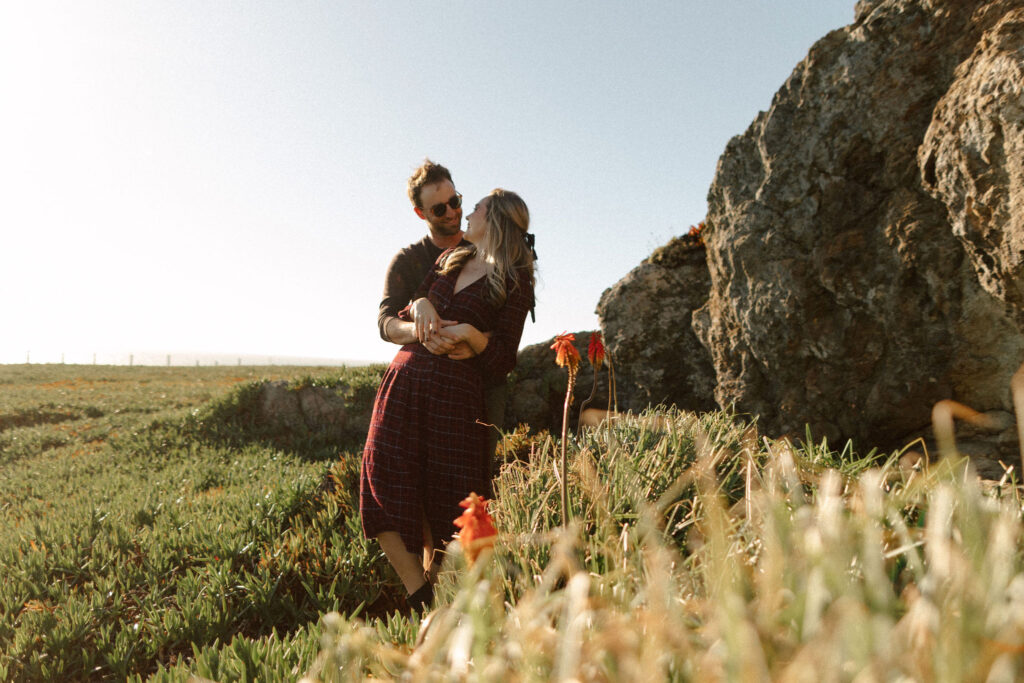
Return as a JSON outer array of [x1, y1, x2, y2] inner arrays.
[[596, 234, 717, 414], [919, 7, 1024, 326], [254, 380, 375, 447], [259, 381, 352, 434], [599, 0, 1024, 449]]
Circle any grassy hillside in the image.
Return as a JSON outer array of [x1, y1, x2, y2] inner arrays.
[[2, 365, 1023, 681]]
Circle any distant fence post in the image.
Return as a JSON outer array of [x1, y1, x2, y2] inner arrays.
[[167, 354, 171, 367], [93, 353, 97, 365], [129, 354, 134, 367]]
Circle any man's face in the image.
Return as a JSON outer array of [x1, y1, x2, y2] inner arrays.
[[416, 180, 462, 237]]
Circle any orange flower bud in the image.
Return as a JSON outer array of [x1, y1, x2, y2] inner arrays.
[[551, 332, 580, 372], [588, 332, 605, 370], [453, 492, 497, 566]]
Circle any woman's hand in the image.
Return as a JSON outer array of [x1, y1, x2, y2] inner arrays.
[[410, 298, 444, 342]]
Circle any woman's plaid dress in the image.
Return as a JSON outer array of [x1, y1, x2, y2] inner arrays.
[[360, 259, 533, 555]]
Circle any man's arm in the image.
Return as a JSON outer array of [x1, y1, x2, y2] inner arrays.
[[377, 249, 418, 343], [383, 318, 419, 344], [378, 242, 449, 347]]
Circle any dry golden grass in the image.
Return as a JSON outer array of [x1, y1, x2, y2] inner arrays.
[[304, 394, 1024, 681]]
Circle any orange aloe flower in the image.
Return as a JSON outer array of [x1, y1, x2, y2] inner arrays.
[[453, 492, 497, 566], [588, 332, 605, 370], [686, 221, 706, 246], [551, 332, 580, 371]]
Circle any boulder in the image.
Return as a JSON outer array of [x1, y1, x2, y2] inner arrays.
[[256, 380, 367, 442], [258, 381, 307, 432], [599, 0, 1024, 450], [596, 232, 717, 414]]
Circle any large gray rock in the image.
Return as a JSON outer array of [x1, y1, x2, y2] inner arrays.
[[598, 0, 1024, 449], [694, 0, 1024, 446], [596, 233, 717, 414]]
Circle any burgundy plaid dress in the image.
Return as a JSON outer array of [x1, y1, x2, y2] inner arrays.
[[360, 259, 533, 555]]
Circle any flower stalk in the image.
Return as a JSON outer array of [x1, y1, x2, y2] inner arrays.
[[606, 348, 617, 415], [576, 331, 617, 434], [551, 332, 580, 526], [578, 331, 605, 431]]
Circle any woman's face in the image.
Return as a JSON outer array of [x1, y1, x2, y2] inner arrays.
[[464, 196, 490, 246]]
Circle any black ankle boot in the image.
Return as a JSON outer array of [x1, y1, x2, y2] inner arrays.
[[407, 582, 434, 612]]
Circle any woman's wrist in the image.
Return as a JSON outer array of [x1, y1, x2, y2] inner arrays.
[[409, 297, 427, 321]]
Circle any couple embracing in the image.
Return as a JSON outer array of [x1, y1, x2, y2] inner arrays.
[[360, 160, 536, 611]]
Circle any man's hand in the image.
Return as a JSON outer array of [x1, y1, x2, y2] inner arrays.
[[438, 327, 492, 359], [422, 335, 457, 356], [446, 341, 476, 360], [422, 324, 491, 359]]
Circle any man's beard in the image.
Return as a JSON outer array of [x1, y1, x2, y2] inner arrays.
[[430, 219, 461, 237]]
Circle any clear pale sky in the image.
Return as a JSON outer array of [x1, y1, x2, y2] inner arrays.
[[0, 1, 855, 365]]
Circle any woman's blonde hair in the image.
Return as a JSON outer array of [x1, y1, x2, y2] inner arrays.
[[439, 188, 535, 307]]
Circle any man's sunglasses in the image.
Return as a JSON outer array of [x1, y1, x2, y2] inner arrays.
[[426, 193, 462, 218]]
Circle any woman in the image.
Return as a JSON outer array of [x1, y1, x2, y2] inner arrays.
[[360, 188, 535, 610]]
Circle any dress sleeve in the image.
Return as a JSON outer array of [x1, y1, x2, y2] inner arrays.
[[474, 269, 534, 383]]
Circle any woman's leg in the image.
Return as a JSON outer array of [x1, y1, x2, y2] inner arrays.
[[377, 531, 427, 594], [425, 559, 442, 586], [421, 516, 438, 579]]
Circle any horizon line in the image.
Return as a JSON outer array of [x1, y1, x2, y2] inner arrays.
[[0, 350, 380, 367]]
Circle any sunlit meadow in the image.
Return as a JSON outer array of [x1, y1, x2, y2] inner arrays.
[[3, 362, 1024, 681]]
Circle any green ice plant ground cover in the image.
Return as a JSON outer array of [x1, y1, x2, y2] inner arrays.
[[0, 364, 392, 681], [3, 364, 1024, 681]]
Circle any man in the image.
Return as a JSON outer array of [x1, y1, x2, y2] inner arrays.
[[377, 160, 466, 346], [377, 159, 507, 493]]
